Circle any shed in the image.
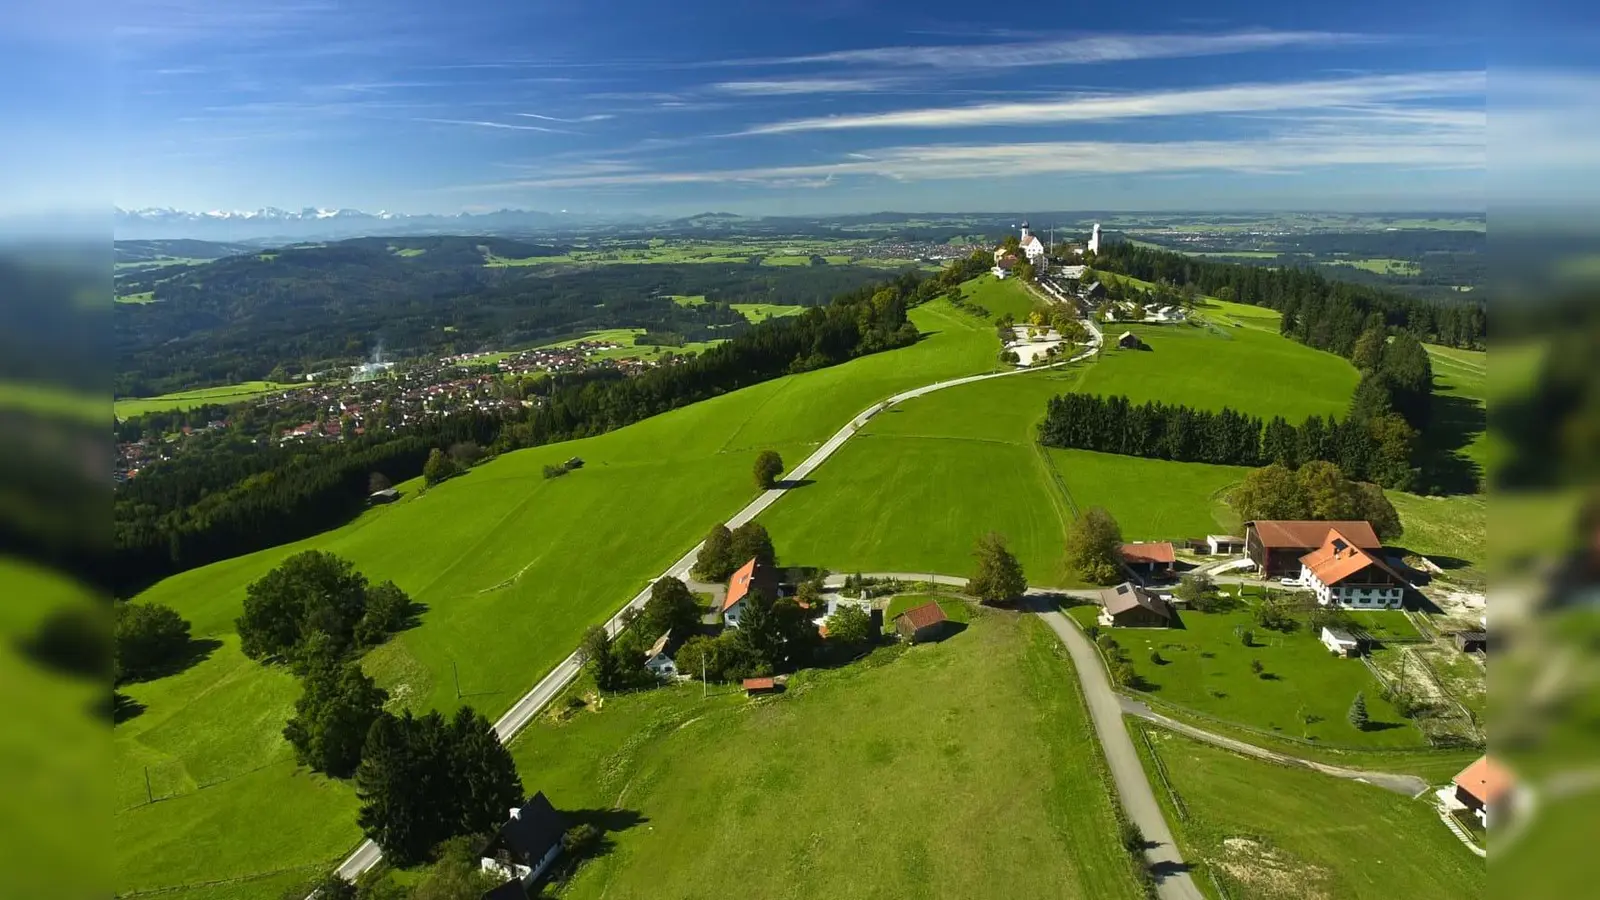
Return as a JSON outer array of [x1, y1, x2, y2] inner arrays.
[[1097, 582, 1171, 628], [743, 676, 779, 696], [1320, 626, 1362, 657], [1118, 541, 1175, 573], [1454, 631, 1487, 653], [894, 601, 950, 644], [1117, 331, 1141, 350], [1206, 535, 1245, 555], [368, 487, 400, 505]]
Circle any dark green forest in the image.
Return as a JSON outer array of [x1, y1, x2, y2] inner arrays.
[[114, 236, 917, 396]]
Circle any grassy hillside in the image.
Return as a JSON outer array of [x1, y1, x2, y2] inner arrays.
[[113, 299, 997, 900], [1133, 727, 1482, 900], [115, 380, 301, 419], [508, 612, 1142, 900], [763, 300, 1359, 586]]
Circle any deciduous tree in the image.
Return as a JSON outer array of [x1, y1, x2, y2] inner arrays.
[[753, 450, 785, 489], [422, 447, 458, 486], [1064, 508, 1123, 585], [824, 604, 874, 645], [967, 531, 1027, 604], [113, 601, 191, 683], [729, 521, 777, 570], [692, 524, 735, 581], [642, 577, 700, 639], [283, 657, 388, 778]]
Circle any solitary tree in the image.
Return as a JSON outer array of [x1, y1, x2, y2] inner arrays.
[[237, 550, 370, 661], [113, 602, 192, 683], [967, 532, 1027, 605], [1172, 573, 1218, 610], [1250, 658, 1265, 677], [283, 657, 389, 778], [753, 450, 785, 490], [1348, 691, 1370, 731], [824, 605, 874, 646], [1064, 507, 1124, 584], [422, 447, 457, 486]]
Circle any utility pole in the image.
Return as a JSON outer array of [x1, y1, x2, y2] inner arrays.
[[701, 652, 707, 701], [144, 766, 153, 805], [453, 660, 461, 700]]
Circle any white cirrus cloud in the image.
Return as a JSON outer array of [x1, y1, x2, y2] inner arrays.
[[736, 30, 1385, 70], [711, 78, 902, 95], [516, 112, 615, 123], [737, 71, 1485, 135], [412, 117, 573, 134]]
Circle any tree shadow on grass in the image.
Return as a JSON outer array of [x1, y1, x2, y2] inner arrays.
[[119, 637, 224, 685], [113, 691, 145, 724], [1363, 721, 1410, 733], [394, 600, 429, 635], [1416, 392, 1485, 495], [779, 478, 815, 490]]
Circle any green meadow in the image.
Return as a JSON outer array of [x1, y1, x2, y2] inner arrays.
[[1133, 727, 1482, 900], [114, 300, 999, 899], [764, 294, 1360, 585], [116, 381, 301, 419], [730, 302, 805, 323], [507, 612, 1141, 900], [1070, 604, 1425, 749], [1324, 257, 1422, 276], [960, 272, 1042, 320]]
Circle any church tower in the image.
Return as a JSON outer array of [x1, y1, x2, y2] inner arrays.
[[1088, 223, 1102, 254]]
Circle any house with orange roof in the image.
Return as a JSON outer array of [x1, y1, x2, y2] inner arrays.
[[721, 557, 778, 628], [1245, 519, 1381, 576], [1118, 541, 1175, 575], [1452, 754, 1513, 828], [1297, 528, 1407, 609]]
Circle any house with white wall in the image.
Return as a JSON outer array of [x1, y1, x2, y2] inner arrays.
[[1298, 529, 1407, 609]]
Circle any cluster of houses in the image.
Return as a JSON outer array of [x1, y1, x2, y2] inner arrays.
[[1092, 519, 1418, 631]]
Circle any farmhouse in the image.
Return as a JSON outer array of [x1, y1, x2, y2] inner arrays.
[[1118, 541, 1175, 575], [479, 792, 565, 897], [1116, 331, 1141, 350], [1245, 519, 1381, 577], [1298, 529, 1407, 609], [1320, 626, 1362, 657], [643, 630, 679, 679], [1097, 582, 1172, 628], [991, 255, 1017, 279], [894, 601, 950, 644], [1452, 755, 1513, 828], [722, 557, 779, 628]]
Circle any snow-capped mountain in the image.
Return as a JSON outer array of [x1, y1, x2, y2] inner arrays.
[[114, 206, 597, 240]]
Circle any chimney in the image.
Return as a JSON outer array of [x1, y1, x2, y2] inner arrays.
[[509, 806, 521, 820]]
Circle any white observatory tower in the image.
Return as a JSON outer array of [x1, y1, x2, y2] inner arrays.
[[1088, 222, 1102, 254]]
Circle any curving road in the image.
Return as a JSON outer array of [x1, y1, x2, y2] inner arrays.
[[328, 310, 1102, 887]]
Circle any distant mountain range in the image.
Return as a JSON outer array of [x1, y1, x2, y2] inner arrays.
[[113, 206, 631, 241]]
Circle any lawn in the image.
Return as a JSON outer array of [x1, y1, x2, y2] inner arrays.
[[1386, 492, 1485, 583], [959, 273, 1040, 320], [115, 381, 301, 419], [1073, 604, 1427, 748], [113, 299, 1001, 899], [506, 613, 1142, 900], [1048, 449, 1248, 540], [1133, 727, 1482, 900], [1420, 343, 1487, 490], [730, 302, 805, 323]]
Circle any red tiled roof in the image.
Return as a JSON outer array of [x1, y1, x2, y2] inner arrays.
[[1119, 542, 1175, 565], [896, 602, 948, 631], [723, 557, 763, 612], [1454, 755, 1513, 806], [1299, 529, 1404, 587], [743, 677, 775, 690], [1247, 520, 1380, 549]]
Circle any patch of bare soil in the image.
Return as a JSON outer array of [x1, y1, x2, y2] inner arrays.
[[1215, 836, 1329, 900]]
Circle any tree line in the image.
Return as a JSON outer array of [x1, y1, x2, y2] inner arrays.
[[1092, 241, 1484, 351], [1038, 393, 1418, 490], [112, 255, 991, 597]]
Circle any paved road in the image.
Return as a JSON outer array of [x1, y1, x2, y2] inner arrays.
[[327, 317, 1102, 887]]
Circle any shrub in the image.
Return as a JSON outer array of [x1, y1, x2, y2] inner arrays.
[[1119, 820, 1146, 854], [562, 823, 602, 857], [1238, 628, 1255, 648], [542, 463, 570, 479]]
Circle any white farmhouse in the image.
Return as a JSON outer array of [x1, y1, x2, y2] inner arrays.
[[643, 631, 678, 679], [1297, 529, 1407, 609]]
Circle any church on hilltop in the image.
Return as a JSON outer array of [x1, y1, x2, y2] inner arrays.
[[992, 221, 1047, 278]]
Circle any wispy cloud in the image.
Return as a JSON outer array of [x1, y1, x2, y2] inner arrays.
[[517, 112, 615, 123], [412, 117, 573, 134], [712, 78, 902, 96], [737, 71, 1484, 134], [457, 122, 1483, 192], [734, 30, 1385, 70]]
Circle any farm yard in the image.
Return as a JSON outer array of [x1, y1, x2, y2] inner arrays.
[[507, 612, 1143, 900], [1131, 727, 1483, 900], [112, 299, 1002, 900]]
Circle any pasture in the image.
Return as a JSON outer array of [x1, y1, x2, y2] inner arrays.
[[113, 299, 1000, 899], [960, 273, 1041, 320], [1323, 257, 1423, 276], [506, 612, 1141, 900], [115, 381, 301, 419], [1133, 726, 1482, 900], [730, 302, 805, 323], [1069, 604, 1425, 749]]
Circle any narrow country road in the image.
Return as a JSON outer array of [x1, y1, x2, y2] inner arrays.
[[328, 310, 1102, 887]]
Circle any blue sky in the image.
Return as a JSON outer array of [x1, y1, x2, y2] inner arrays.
[[11, 1, 1510, 215]]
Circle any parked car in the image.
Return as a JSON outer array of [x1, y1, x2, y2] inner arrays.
[[1279, 577, 1305, 587]]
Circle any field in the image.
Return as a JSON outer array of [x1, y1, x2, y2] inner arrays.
[[1420, 343, 1487, 490], [1070, 604, 1426, 748], [538, 328, 726, 361], [1132, 727, 1482, 900], [763, 286, 1359, 585], [113, 299, 1001, 899], [730, 302, 805, 323], [117, 290, 158, 303], [115, 381, 301, 419], [506, 612, 1141, 900], [959, 273, 1041, 320], [480, 238, 930, 269], [1323, 257, 1422, 276]]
